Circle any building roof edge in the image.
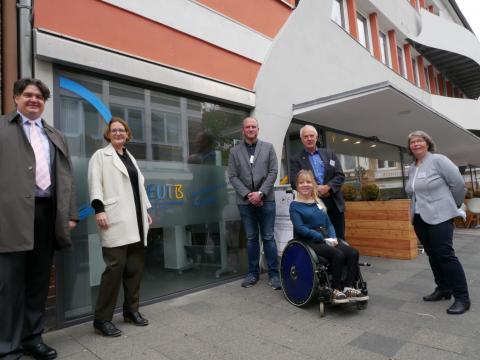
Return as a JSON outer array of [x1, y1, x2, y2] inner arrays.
[[448, 0, 474, 34]]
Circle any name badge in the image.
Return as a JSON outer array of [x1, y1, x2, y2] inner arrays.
[[329, 160, 335, 166], [249, 155, 254, 164], [417, 171, 427, 179]]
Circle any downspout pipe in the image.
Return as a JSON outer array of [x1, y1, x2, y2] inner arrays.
[[17, 0, 32, 78], [1, 0, 18, 113]]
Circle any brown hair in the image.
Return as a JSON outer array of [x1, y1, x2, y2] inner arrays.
[[295, 170, 320, 202], [103, 117, 132, 143], [407, 130, 436, 155], [13, 78, 51, 101]]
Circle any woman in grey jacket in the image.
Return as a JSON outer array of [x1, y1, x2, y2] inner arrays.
[[405, 131, 470, 315]]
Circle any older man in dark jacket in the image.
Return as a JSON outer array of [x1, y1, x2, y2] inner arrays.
[[0, 78, 77, 360], [289, 125, 346, 239]]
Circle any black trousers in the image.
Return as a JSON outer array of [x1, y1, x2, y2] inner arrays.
[[413, 214, 469, 302], [94, 241, 146, 321], [323, 196, 345, 240], [309, 241, 358, 290], [0, 198, 55, 360]]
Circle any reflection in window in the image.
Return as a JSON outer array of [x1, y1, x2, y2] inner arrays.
[[357, 13, 370, 50], [412, 58, 419, 86], [54, 70, 249, 324], [397, 46, 406, 78], [324, 131, 405, 200], [342, 154, 357, 171], [377, 160, 396, 168], [424, 67, 430, 91], [332, 0, 345, 28], [379, 31, 390, 67], [59, 97, 82, 136]]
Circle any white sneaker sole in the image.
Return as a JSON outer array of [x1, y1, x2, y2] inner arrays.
[[348, 295, 369, 302], [332, 298, 349, 304]]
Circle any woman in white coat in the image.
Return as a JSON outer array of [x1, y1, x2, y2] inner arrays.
[[88, 117, 152, 337]]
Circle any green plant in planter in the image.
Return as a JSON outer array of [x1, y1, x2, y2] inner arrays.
[[342, 183, 358, 201], [360, 183, 380, 201]]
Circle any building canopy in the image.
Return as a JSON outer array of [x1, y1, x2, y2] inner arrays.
[[293, 82, 480, 166]]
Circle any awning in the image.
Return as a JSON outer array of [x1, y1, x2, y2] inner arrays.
[[292, 82, 480, 166], [408, 39, 480, 99], [407, 8, 480, 99]]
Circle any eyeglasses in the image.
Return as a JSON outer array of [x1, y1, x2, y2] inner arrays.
[[110, 129, 126, 134]]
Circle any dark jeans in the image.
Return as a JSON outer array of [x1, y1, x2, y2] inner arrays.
[[309, 241, 359, 290], [0, 199, 55, 360], [238, 201, 279, 279], [95, 241, 146, 321], [413, 214, 469, 302]]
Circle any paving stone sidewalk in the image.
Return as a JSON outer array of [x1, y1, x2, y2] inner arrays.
[[36, 229, 480, 360]]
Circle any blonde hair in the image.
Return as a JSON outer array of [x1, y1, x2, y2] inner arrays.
[[295, 170, 321, 203]]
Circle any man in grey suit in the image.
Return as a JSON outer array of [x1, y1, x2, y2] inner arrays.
[[0, 78, 78, 360], [228, 117, 280, 289]]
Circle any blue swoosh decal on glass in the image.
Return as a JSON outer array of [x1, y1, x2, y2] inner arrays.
[[59, 76, 112, 124], [59, 76, 113, 220]]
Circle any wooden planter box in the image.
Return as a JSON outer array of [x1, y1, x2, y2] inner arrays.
[[345, 199, 418, 260]]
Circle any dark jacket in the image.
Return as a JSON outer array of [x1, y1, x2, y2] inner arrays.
[[289, 148, 345, 212], [0, 111, 78, 253]]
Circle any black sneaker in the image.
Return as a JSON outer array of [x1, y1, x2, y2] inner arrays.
[[241, 274, 258, 288]]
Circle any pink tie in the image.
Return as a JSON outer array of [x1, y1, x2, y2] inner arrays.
[[29, 120, 51, 191]]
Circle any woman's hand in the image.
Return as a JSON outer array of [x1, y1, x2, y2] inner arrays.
[[95, 212, 109, 230], [325, 238, 338, 247], [147, 214, 153, 225]]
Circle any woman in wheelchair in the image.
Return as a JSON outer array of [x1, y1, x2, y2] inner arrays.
[[289, 170, 368, 304]]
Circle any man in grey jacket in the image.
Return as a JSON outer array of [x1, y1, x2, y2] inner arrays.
[[0, 78, 77, 360], [228, 117, 280, 289]]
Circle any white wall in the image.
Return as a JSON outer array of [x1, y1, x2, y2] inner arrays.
[[253, 0, 428, 164], [431, 95, 480, 130]]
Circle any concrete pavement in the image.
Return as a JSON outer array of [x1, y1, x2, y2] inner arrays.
[[36, 229, 480, 360]]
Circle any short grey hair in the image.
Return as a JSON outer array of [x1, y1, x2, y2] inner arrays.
[[299, 125, 318, 138], [407, 130, 436, 155], [243, 116, 258, 127]]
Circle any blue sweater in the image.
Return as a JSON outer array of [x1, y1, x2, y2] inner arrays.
[[289, 201, 336, 243]]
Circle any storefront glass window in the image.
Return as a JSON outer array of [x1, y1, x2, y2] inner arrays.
[[55, 69, 249, 324], [325, 131, 406, 199]]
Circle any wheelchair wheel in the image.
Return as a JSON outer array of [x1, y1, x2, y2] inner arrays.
[[280, 240, 320, 307], [319, 302, 325, 317]]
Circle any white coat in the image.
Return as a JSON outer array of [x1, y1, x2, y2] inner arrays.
[[88, 143, 151, 247]]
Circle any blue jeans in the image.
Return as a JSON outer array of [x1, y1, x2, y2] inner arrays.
[[238, 201, 279, 279]]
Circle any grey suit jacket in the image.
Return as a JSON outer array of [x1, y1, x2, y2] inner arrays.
[[0, 111, 78, 253], [405, 152, 465, 225], [227, 140, 278, 204]]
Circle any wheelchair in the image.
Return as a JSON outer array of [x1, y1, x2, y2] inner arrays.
[[280, 239, 368, 317]]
